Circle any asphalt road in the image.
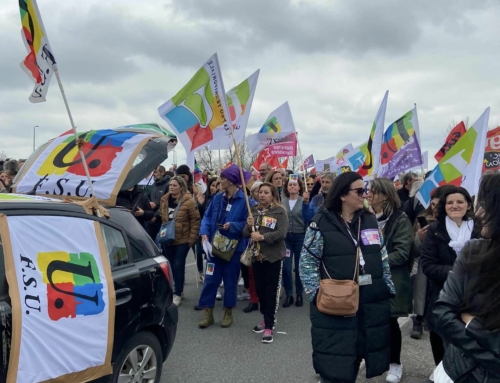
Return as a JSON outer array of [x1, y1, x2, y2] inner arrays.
[[161, 253, 436, 383]]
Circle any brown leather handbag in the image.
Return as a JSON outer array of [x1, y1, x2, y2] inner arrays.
[[316, 221, 360, 316]]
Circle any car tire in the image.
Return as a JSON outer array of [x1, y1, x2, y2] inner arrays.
[[111, 331, 163, 383]]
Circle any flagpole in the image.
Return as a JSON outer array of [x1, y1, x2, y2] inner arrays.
[[228, 132, 252, 217], [296, 132, 306, 181], [414, 103, 425, 177], [218, 148, 222, 172], [54, 69, 96, 199]]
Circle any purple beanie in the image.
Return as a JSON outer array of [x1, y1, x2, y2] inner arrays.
[[221, 164, 252, 187]]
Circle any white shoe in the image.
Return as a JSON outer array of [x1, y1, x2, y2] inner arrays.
[[237, 291, 250, 301], [216, 288, 222, 301], [173, 295, 182, 307], [386, 363, 402, 383], [238, 278, 244, 286]]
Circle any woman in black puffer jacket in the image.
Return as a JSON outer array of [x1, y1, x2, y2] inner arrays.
[[433, 172, 500, 383], [420, 186, 481, 369]]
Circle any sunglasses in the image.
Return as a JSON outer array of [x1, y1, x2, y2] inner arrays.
[[306, 183, 314, 186], [349, 187, 368, 197]]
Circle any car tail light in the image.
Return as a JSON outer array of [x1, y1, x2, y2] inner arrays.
[[159, 260, 174, 287]]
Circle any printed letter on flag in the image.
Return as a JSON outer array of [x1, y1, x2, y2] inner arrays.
[[19, 0, 57, 103], [358, 91, 388, 178], [417, 108, 490, 207], [246, 102, 297, 156], [434, 121, 467, 162], [211, 70, 260, 150], [158, 53, 232, 157], [0, 215, 115, 383]]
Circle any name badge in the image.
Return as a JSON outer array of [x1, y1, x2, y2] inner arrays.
[[262, 216, 277, 229], [226, 204, 232, 212], [359, 274, 372, 286], [360, 229, 381, 246]]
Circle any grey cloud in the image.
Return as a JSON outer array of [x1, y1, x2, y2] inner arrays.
[[170, 0, 492, 56]]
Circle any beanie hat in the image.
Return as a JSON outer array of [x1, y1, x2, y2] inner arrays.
[[176, 164, 191, 176]]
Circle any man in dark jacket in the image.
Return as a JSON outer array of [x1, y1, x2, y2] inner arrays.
[[116, 185, 154, 228], [397, 172, 418, 206], [146, 166, 170, 240]]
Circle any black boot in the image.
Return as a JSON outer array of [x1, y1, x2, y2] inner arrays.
[[283, 296, 294, 308], [410, 315, 423, 339], [295, 295, 303, 307], [243, 302, 258, 313]]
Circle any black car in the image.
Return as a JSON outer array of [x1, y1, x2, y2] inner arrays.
[[0, 199, 178, 383]]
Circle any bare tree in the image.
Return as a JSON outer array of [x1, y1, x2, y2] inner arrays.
[[194, 134, 258, 172]]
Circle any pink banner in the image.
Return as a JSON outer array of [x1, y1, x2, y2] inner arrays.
[[267, 133, 297, 157]]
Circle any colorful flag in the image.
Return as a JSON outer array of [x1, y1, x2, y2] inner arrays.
[[483, 126, 500, 172], [339, 141, 368, 175], [380, 107, 419, 166], [194, 160, 207, 193], [251, 149, 280, 174], [434, 121, 467, 162], [19, 0, 57, 103], [158, 53, 232, 156], [335, 144, 354, 166], [417, 108, 490, 207], [303, 154, 315, 169], [246, 102, 297, 156], [279, 158, 289, 169], [378, 133, 422, 180], [358, 91, 389, 178], [211, 70, 260, 150]]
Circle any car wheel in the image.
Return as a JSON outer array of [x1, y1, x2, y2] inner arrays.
[[112, 331, 163, 383]]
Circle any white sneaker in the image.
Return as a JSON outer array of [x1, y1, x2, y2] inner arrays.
[[238, 278, 244, 286], [216, 288, 222, 301], [173, 295, 182, 307], [237, 291, 250, 300], [386, 363, 402, 383]]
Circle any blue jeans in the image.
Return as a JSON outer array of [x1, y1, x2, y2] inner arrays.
[[198, 250, 242, 309], [163, 243, 190, 296], [282, 232, 305, 297]]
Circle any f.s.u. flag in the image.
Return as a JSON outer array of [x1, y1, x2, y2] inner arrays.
[[246, 102, 297, 156], [19, 0, 57, 103], [417, 108, 490, 208], [380, 107, 420, 166], [358, 91, 388, 178], [158, 53, 232, 156], [211, 70, 260, 150], [434, 121, 467, 162]]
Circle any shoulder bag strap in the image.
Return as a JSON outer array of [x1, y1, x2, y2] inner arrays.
[[172, 197, 183, 220]]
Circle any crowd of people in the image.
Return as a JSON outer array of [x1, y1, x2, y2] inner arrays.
[[2, 156, 499, 383]]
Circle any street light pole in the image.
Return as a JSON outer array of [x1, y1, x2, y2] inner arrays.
[[33, 125, 39, 152]]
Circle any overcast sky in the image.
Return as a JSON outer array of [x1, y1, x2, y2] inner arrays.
[[1, 0, 500, 169]]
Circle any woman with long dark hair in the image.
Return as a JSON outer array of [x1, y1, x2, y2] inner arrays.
[[299, 172, 395, 382], [368, 178, 413, 383], [433, 173, 500, 382], [420, 185, 481, 373]]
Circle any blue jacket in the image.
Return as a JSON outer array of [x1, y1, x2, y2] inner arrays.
[[200, 189, 249, 252], [309, 192, 325, 215]]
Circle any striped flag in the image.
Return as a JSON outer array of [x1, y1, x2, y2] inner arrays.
[[19, 0, 57, 103], [358, 91, 388, 179]]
